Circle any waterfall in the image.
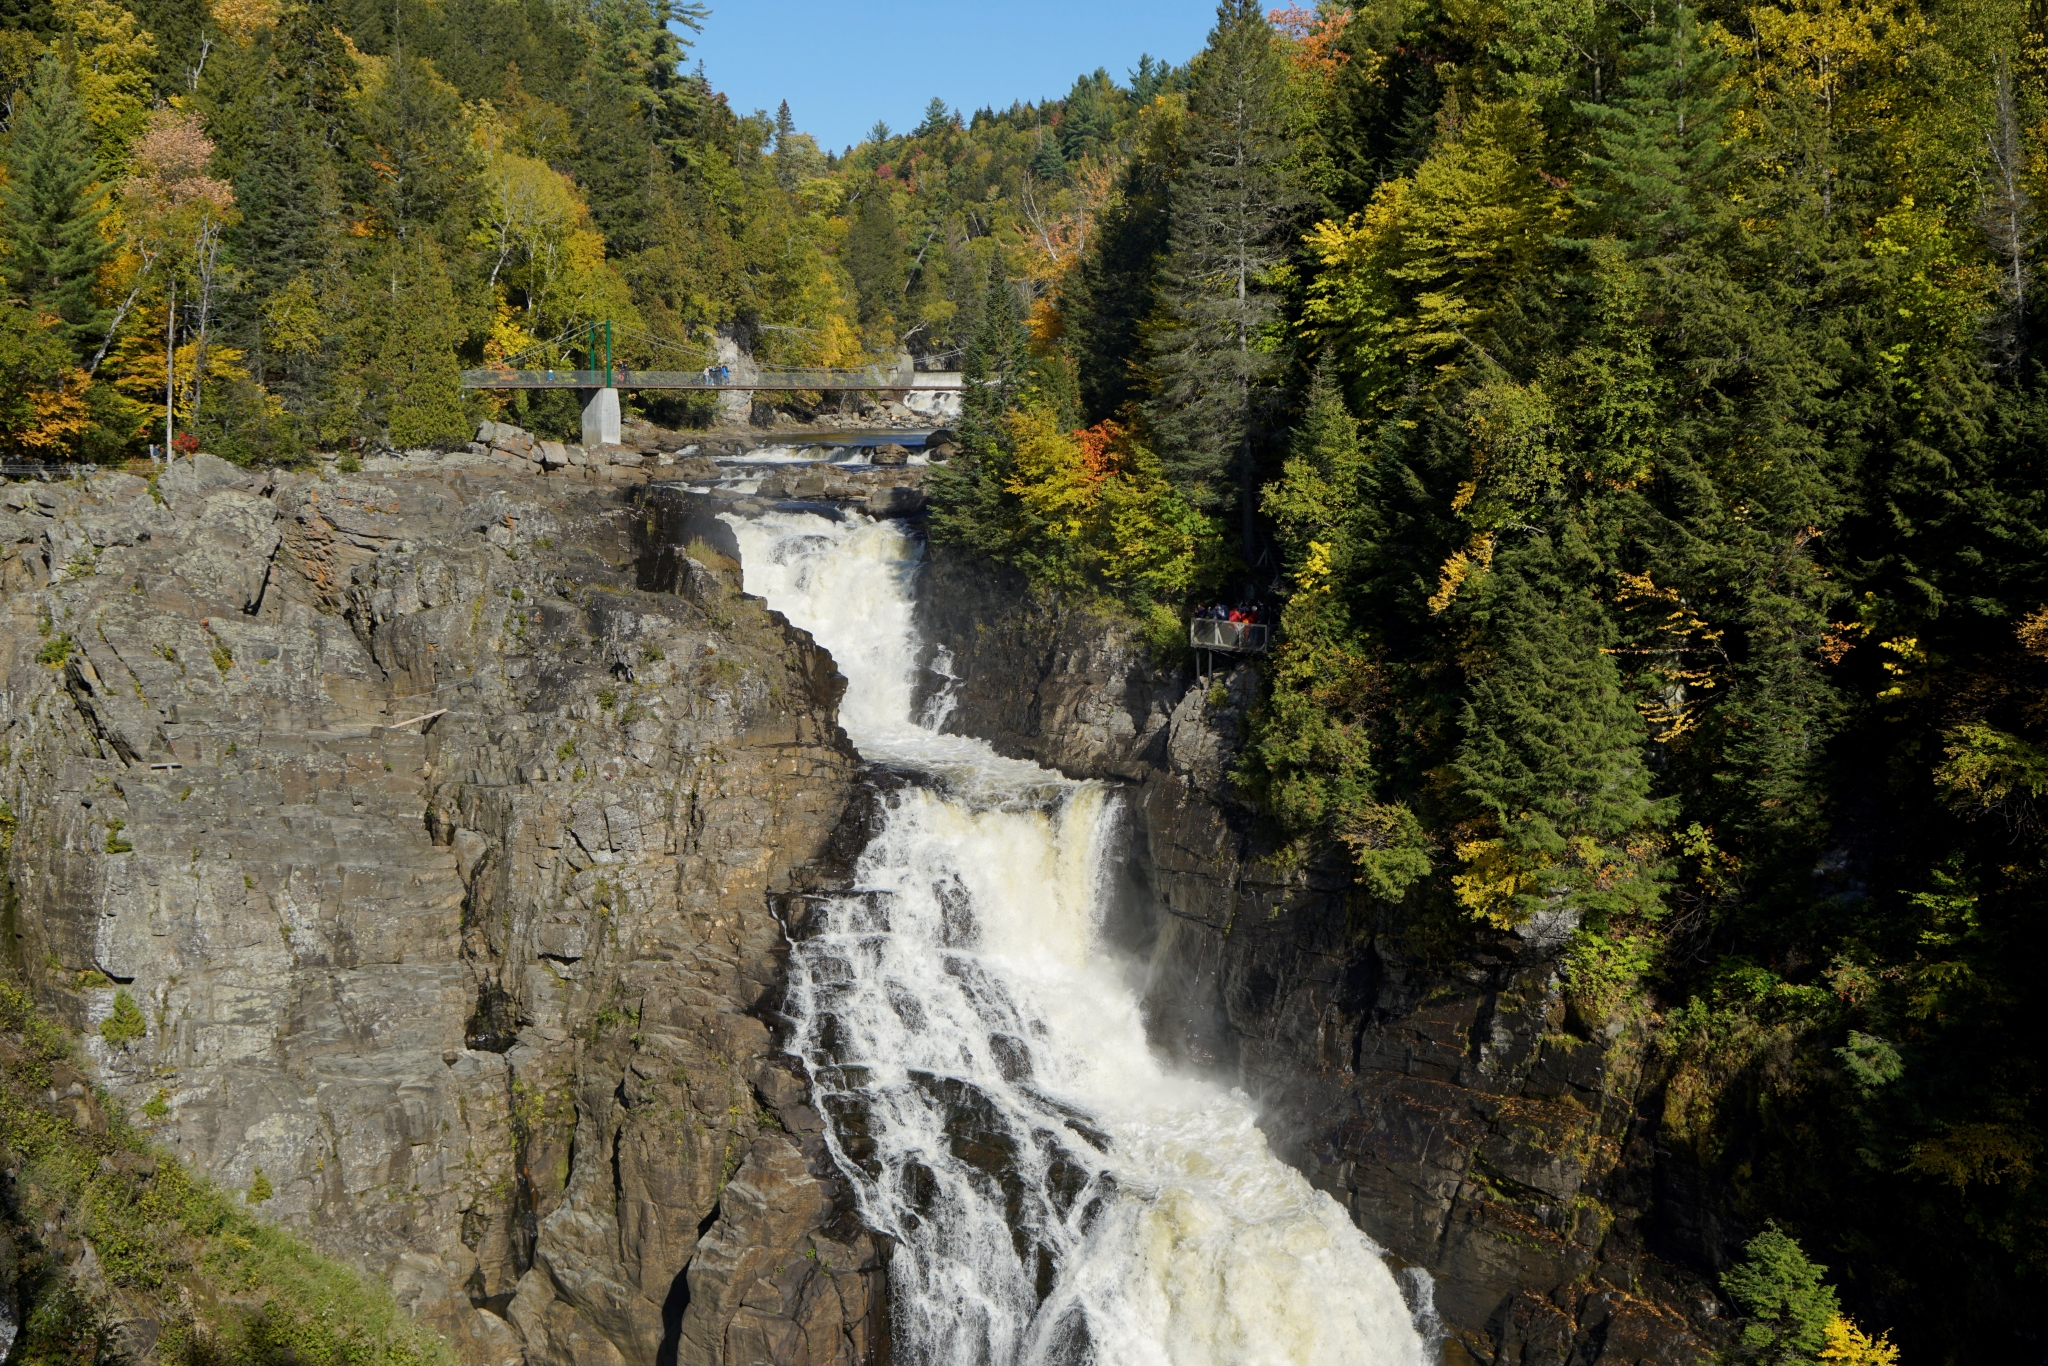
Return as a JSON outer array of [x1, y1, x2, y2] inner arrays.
[[726, 509, 1432, 1366]]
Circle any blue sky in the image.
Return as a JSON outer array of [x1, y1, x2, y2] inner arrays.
[[686, 1, 1219, 155]]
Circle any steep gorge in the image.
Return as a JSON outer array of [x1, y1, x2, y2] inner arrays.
[[0, 456, 1737, 1366], [908, 547, 1734, 1366]]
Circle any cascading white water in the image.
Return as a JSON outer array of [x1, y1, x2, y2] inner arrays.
[[726, 508, 1431, 1366]]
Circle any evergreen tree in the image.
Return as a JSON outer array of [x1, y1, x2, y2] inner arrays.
[[1057, 69, 1125, 162], [771, 98, 797, 188], [1071, 149, 1174, 422], [221, 84, 331, 386], [353, 50, 474, 240], [370, 239, 469, 447], [566, 99, 659, 255], [1573, 3, 1736, 253], [1722, 1225, 1840, 1366], [844, 189, 905, 336], [1, 57, 111, 360], [1144, 0, 1306, 562], [1450, 535, 1670, 927], [927, 276, 1031, 555]]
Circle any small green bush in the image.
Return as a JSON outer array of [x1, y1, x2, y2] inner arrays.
[[36, 635, 72, 667], [103, 819, 132, 854], [209, 641, 234, 676], [247, 1167, 273, 1204], [99, 991, 146, 1046]]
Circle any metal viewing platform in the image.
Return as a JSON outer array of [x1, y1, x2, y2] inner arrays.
[[1191, 618, 1269, 681], [1191, 619, 1270, 654]]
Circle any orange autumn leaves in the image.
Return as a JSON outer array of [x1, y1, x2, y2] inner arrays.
[[1002, 409, 1227, 600]]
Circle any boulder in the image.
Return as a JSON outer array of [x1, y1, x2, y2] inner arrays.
[[869, 443, 910, 468], [926, 442, 957, 464], [925, 428, 957, 446], [866, 484, 926, 518]]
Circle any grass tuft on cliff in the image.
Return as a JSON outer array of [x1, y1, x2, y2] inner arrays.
[[0, 978, 448, 1366]]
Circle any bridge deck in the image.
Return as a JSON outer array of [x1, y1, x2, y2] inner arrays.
[[461, 368, 963, 391]]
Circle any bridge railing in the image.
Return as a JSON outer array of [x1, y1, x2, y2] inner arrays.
[[1190, 619, 1270, 654], [459, 367, 961, 391]]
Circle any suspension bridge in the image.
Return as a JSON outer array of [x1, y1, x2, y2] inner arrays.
[[458, 321, 964, 393], [459, 322, 961, 448]]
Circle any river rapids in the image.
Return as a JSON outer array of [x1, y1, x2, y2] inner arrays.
[[724, 509, 1433, 1366]]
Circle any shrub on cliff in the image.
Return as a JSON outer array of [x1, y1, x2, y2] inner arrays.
[[1722, 1224, 1839, 1366]]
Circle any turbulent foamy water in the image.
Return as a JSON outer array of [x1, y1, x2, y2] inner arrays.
[[725, 509, 1432, 1366]]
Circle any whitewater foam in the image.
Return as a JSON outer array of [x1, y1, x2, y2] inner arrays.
[[725, 508, 1431, 1365]]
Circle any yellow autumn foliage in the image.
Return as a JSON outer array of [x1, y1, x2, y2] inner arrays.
[[1819, 1315, 1899, 1366]]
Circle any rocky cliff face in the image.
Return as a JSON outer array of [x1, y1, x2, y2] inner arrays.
[[909, 546, 1731, 1366], [0, 456, 882, 1366]]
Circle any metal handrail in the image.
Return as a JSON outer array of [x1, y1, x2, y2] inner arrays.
[[1190, 619, 1270, 653], [458, 367, 962, 391]]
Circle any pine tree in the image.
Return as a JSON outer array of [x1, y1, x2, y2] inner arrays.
[[1, 57, 112, 360], [1573, 3, 1736, 254], [375, 239, 470, 448], [844, 189, 905, 336], [1144, 0, 1307, 562], [1450, 535, 1670, 927], [354, 49, 475, 239], [1722, 1225, 1840, 1366], [771, 98, 797, 189], [221, 82, 331, 385], [1071, 150, 1173, 423], [928, 275, 1031, 555]]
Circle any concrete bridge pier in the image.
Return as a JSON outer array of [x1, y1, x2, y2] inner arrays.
[[581, 387, 620, 448]]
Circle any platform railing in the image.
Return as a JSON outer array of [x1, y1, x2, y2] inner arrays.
[[1190, 619, 1270, 654]]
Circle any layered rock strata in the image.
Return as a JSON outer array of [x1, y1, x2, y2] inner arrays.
[[0, 455, 881, 1366], [909, 547, 1730, 1366]]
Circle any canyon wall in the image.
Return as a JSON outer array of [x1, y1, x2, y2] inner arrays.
[[0, 458, 881, 1366], [910, 546, 1733, 1366]]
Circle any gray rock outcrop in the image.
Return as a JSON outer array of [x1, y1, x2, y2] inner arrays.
[[0, 458, 882, 1365]]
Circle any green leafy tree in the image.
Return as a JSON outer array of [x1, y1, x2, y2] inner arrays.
[[1, 57, 112, 358]]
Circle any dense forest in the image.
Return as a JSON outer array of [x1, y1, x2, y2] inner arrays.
[[929, 1, 2048, 1363], [6, 0, 2048, 1359], [0, 0, 1155, 458]]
